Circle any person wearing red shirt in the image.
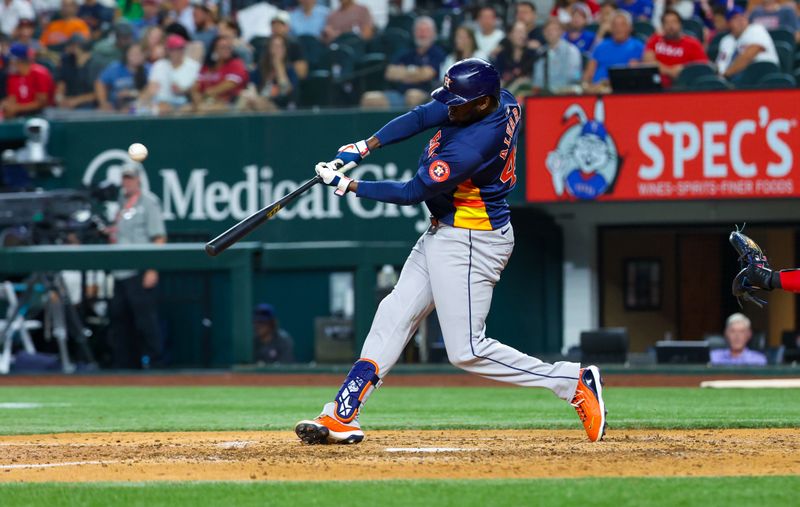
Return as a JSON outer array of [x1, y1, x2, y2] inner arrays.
[[2, 43, 54, 119], [191, 35, 249, 112], [643, 9, 708, 88]]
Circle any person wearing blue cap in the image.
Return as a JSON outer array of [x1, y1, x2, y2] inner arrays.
[[253, 304, 295, 364], [716, 6, 780, 80], [2, 43, 53, 119]]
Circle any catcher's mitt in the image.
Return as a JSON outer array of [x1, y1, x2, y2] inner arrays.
[[729, 228, 775, 308]]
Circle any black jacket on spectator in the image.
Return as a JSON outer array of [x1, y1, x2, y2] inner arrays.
[[494, 46, 538, 85], [58, 54, 98, 108]]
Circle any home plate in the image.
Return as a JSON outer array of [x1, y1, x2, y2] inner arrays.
[[384, 447, 476, 453]]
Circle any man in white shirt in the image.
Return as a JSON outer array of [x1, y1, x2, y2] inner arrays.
[[140, 34, 201, 113], [474, 5, 505, 60], [716, 6, 780, 80], [0, 0, 35, 36]]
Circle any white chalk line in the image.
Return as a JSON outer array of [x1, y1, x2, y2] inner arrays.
[[0, 402, 71, 409], [384, 447, 477, 453], [0, 460, 119, 470]]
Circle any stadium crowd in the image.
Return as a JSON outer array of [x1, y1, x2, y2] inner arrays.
[[0, 0, 798, 117]]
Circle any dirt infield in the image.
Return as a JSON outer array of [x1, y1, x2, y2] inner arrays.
[[0, 429, 797, 482]]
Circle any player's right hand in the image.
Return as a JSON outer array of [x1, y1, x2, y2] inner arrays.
[[315, 162, 353, 197], [331, 140, 370, 168]]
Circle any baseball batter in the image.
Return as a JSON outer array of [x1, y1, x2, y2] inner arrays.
[[296, 59, 607, 444]]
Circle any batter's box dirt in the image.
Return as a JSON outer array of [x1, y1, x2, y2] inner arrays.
[[0, 429, 797, 482]]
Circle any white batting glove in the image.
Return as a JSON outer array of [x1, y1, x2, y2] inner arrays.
[[315, 162, 353, 196], [331, 140, 370, 169]]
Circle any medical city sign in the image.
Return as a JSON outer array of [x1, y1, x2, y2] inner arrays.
[[525, 90, 800, 202]]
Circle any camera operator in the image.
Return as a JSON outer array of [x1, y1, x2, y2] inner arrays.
[[107, 164, 166, 369]]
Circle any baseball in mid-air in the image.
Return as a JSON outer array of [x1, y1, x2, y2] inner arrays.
[[127, 143, 148, 162]]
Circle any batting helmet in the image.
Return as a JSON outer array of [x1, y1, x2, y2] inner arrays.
[[431, 58, 501, 106]]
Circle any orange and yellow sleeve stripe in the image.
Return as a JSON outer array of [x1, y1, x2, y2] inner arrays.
[[452, 180, 492, 231]]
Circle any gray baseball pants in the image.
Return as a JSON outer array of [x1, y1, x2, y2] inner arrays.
[[360, 222, 580, 401]]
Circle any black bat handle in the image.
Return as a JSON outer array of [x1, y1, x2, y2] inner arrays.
[[205, 175, 322, 257]]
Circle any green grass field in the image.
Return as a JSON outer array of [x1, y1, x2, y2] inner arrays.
[[0, 386, 798, 434], [0, 385, 798, 506]]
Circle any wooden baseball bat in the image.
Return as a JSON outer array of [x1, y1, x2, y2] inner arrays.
[[204, 163, 354, 257]]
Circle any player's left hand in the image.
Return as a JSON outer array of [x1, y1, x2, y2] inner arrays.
[[315, 162, 353, 196], [331, 140, 370, 169]]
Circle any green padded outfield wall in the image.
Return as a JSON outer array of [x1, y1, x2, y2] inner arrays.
[[2, 112, 563, 365]]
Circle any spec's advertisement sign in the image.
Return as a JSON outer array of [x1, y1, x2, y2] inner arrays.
[[525, 90, 800, 202]]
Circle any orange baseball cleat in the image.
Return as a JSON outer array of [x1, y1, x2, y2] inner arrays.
[[571, 365, 607, 442], [295, 402, 365, 444]]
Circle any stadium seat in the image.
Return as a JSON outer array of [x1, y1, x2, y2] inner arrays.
[[298, 35, 328, 70], [633, 20, 654, 40], [737, 60, 781, 88], [756, 72, 797, 89], [432, 8, 465, 42], [299, 69, 333, 107], [333, 33, 365, 57], [706, 31, 728, 62], [674, 62, 716, 88], [356, 52, 388, 93], [773, 41, 795, 74], [768, 28, 795, 48], [374, 27, 414, 61], [682, 17, 705, 43], [690, 75, 733, 90], [386, 13, 415, 34]]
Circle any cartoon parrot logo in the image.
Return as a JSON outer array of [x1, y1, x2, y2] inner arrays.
[[545, 98, 620, 201]]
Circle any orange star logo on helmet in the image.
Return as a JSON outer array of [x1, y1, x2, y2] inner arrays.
[[428, 160, 450, 182]]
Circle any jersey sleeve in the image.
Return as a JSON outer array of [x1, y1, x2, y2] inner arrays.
[[356, 143, 484, 205], [372, 100, 449, 147]]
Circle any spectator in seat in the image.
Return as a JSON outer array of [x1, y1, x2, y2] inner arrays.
[[494, 21, 537, 91], [40, 0, 91, 49], [716, 7, 779, 82], [363, 16, 445, 108], [749, 0, 798, 41], [96, 43, 150, 112], [141, 25, 166, 64], [323, 0, 374, 43], [191, 0, 218, 55], [252, 304, 294, 365], [132, 0, 164, 39], [270, 11, 308, 80], [78, 0, 114, 41], [107, 163, 167, 370], [595, 0, 618, 42], [139, 34, 200, 113], [710, 313, 767, 366], [92, 22, 136, 79], [643, 9, 707, 88], [191, 35, 249, 112], [533, 18, 583, 93], [441, 25, 478, 78], [513, 0, 545, 49], [564, 2, 597, 54], [169, 0, 195, 36], [474, 5, 505, 60], [0, 0, 35, 38], [238, 33, 298, 111], [218, 18, 253, 68], [582, 10, 644, 93], [291, 0, 330, 39], [11, 17, 39, 51], [118, 0, 144, 23], [618, 0, 653, 21], [553, 0, 601, 24], [1, 43, 53, 118], [55, 34, 99, 110]]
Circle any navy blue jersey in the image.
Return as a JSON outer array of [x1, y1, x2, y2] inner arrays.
[[358, 89, 521, 230]]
